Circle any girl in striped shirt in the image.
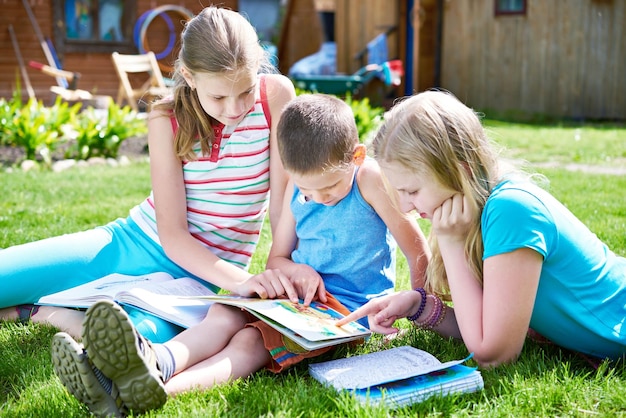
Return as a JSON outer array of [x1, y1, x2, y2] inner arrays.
[[0, 7, 297, 344]]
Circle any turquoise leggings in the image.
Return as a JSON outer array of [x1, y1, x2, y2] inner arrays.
[[0, 217, 212, 342]]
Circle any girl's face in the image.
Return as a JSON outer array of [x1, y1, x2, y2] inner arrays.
[[290, 166, 356, 206], [185, 68, 257, 126], [381, 162, 456, 220]]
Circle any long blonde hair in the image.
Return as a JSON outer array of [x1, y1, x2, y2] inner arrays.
[[152, 6, 271, 161], [372, 91, 500, 297]]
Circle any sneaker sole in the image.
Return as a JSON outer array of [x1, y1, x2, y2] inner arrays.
[[51, 332, 123, 417], [83, 300, 167, 412]]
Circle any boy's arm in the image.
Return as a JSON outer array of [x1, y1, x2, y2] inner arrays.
[[266, 182, 328, 305], [357, 160, 431, 289]]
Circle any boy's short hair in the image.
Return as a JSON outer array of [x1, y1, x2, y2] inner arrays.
[[277, 94, 358, 174]]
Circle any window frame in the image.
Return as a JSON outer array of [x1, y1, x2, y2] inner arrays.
[[52, 0, 138, 60], [494, 0, 527, 16]]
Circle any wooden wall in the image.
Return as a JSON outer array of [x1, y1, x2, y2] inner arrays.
[[277, 0, 324, 75], [441, 0, 626, 120], [334, 0, 400, 74], [332, 0, 440, 103], [1, 0, 235, 104]]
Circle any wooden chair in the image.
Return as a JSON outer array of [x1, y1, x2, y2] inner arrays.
[[111, 51, 171, 111], [27, 60, 112, 108]]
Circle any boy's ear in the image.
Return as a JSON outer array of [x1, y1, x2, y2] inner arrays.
[[353, 143, 366, 166], [180, 66, 195, 89]]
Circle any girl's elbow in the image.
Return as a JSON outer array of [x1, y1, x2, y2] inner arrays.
[[473, 354, 518, 368], [159, 229, 187, 260], [161, 241, 180, 262], [470, 345, 522, 368]]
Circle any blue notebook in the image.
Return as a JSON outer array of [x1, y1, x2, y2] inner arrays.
[[309, 346, 483, 408]]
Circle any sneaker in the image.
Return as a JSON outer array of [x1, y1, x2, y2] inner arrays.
[[51, 332, 126, 417], [83, 300, 167, 413]]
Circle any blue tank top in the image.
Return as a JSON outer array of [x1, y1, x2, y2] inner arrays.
[[290, 168, 397, 325]]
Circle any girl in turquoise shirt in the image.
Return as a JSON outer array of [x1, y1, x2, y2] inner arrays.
[[340, 90, 626, 366]]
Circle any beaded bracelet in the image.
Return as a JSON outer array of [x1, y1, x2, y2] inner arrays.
[[414, 295, 440, 328], [431, 302, 447, 329], [406, 287, 427, 322], [414, 294, 448, 329]]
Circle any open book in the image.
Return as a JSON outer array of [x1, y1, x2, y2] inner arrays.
[[308, 346, 483, 407], [37, 272, 215, 328], [192, 295, 371, 351]]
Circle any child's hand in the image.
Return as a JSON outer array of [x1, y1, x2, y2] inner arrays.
[[336, 290, 421, 333], [288, 264, 327, 306], [431, 193, 474, 242], [236, 269, 299, 303]]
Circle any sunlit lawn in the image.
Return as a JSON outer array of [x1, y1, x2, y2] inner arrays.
[[1, 120, 625, 417]]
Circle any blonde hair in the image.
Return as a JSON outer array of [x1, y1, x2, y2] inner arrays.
[[152, 6, 272, 161], [372, 91, 500, 297]]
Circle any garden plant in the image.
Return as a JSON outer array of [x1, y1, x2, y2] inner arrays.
[[0, 94, 147, 169]]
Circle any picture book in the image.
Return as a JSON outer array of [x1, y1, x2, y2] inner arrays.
[[37, 272, 216, 328], [192, 295, 371, 351], [308, 345, 484, 408]]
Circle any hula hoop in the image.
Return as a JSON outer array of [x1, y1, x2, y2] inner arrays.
[[133, 10, 175, 60], [137, 5, 194, 72]]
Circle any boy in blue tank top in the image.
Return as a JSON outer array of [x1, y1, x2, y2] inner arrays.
[[51, 94, 431, 415]]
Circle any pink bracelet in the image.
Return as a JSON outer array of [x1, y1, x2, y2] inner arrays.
[[431, 302, 447, 329], [414, 295, 440, 328], [414, 294, 446, 329]]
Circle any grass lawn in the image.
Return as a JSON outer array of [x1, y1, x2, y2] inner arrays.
[[1, 120, 625, 417]]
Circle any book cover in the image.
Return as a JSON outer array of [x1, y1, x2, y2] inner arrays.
[[308, 346, 483, 407], [193, 295, 371, 351], [354, 364, 483, 407], [37, 273, 216, 328]]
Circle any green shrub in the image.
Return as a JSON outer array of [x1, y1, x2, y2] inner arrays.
[[68, 102, 147, 160], [344, 94, 384, 143], [294, 88, 385, 143], [67, 101, 147, 160], [1, 91, 147, 166], [0, 93, 23, 146], [0, 96, 80, 166], [0, 79, 25, 146]]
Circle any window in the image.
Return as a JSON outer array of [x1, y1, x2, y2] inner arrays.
[[52, 0, 137, 58], [495, 0, 527, 16]]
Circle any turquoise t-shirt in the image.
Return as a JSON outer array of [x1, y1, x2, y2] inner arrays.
[[482, 179, 626, 359]]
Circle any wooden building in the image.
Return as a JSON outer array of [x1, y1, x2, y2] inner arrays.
[[246, 0, 438, 102], [0, 0, 235, 104], [2, 0, 624, 119], [282, 0, 626, 119], [440, 0, 626, 120]]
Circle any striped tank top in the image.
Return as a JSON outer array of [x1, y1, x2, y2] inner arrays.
[[130, 76, 272, 270]]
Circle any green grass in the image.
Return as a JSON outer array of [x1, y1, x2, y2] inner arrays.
[[1, 121, 626, 417], [484, 119, 626, 167]]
